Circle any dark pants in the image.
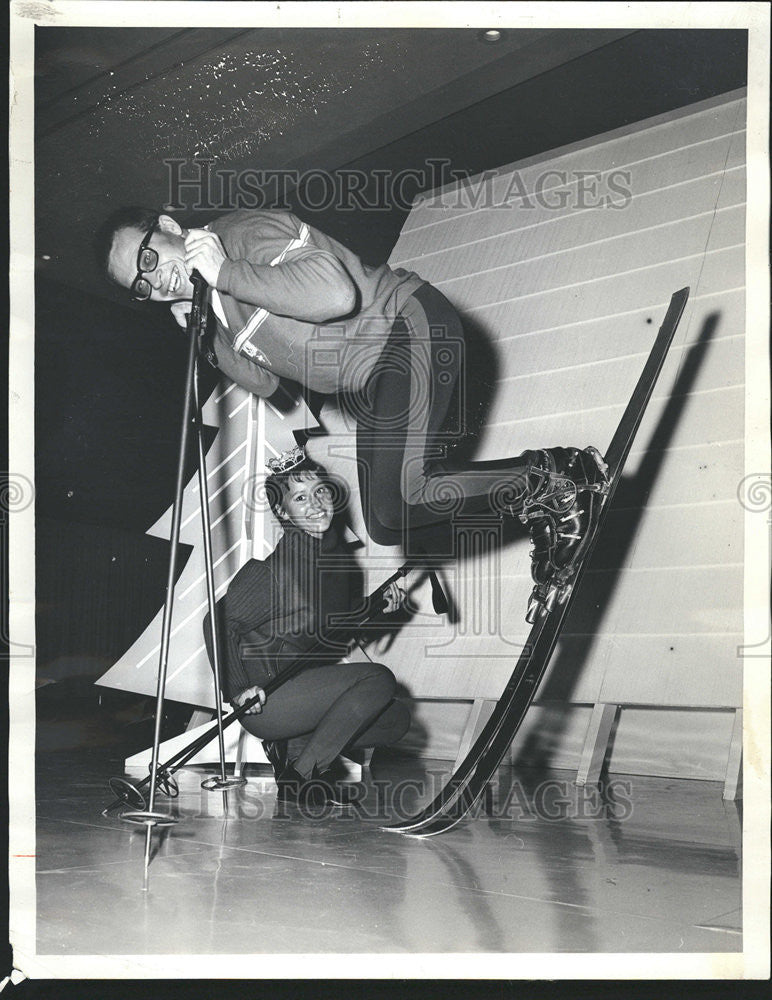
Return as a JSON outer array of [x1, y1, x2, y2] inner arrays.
[[356, 282, 532, 545], [236, 659, 410, 778]]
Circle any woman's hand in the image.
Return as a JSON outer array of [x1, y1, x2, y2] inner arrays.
[[382, 581, 407, 615], [234, 685, 266, 714]]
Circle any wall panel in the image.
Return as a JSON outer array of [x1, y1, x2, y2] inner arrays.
[[384, 91, 746, 777], [398, 164, 746, 275]]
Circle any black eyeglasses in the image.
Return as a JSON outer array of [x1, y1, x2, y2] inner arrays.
[[130, 220, 159, 301]]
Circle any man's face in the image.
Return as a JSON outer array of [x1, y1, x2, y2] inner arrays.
[[278, 473, 334, 537], [108, 215, 195, 302]]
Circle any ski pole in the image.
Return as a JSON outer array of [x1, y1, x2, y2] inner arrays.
[[105, 560, 416, 812]]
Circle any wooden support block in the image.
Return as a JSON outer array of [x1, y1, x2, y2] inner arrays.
[[722, 707, 743, 800], [454, 699, 496, 771], [337, 747, 374, 780], [344, 747, 374, 769], [576, 702, 619, 786], [234, 726, 248, 778]]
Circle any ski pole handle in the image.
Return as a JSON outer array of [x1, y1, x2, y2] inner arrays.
[[188, 270, 207, 330], [188, 269, 219, 368]]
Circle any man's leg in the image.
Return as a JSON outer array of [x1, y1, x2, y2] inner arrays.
[[357, 284, 533, 541], [356, 282, 608, 576]]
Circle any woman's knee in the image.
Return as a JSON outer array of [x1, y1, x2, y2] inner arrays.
[[236, 711, 268, 740], [359, 661, 398, 700]]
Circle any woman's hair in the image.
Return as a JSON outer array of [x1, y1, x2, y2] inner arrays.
[[264, 456, 347, 523]]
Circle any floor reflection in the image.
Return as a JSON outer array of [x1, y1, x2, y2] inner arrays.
[[35, 749, 742, 954]]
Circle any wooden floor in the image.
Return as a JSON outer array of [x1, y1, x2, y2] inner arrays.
[[34, 743, 742, 958]]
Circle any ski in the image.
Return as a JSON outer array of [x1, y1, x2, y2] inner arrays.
[[384, 287, 690, 837]]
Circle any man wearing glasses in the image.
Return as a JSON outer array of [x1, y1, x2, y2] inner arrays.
[[96, 205, 409, 400], [96, 205, 607, 593]]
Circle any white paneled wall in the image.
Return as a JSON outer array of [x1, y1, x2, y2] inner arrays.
[[383, 91, 746, 778]]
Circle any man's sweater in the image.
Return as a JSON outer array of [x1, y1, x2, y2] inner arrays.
[[206, 209, 424, 398]]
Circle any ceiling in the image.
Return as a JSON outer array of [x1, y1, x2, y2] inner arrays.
[[34, 27, 633, 296]]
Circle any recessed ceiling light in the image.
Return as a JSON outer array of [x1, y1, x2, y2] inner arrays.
[[479, 29, 504, 43]]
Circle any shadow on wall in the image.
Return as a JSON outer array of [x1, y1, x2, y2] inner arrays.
[[393, 681, 431, 757], [514, 310, 722, 771]]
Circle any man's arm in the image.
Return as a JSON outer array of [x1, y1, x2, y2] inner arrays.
[[184, 224, 357, 323], [217, 251, 356, 322]]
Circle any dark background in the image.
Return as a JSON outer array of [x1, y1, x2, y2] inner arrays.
[[34, 27, 747, 694]]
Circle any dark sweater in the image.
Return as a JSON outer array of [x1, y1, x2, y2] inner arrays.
[[203, 525, 364, 702], [205, 209, 424, 397]]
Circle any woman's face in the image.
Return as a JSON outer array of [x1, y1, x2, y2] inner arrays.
[[278, 473, 334, 537]]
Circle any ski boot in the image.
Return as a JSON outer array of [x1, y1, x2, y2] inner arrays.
[[519, 447, 609, 622], [276, 762, 361, 811], [261, 739, 289, 782]]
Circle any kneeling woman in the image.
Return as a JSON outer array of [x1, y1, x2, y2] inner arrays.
[[203, 449, 410, 805]]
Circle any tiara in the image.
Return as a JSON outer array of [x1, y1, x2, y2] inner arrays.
[[266, 445, 306, 474]]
